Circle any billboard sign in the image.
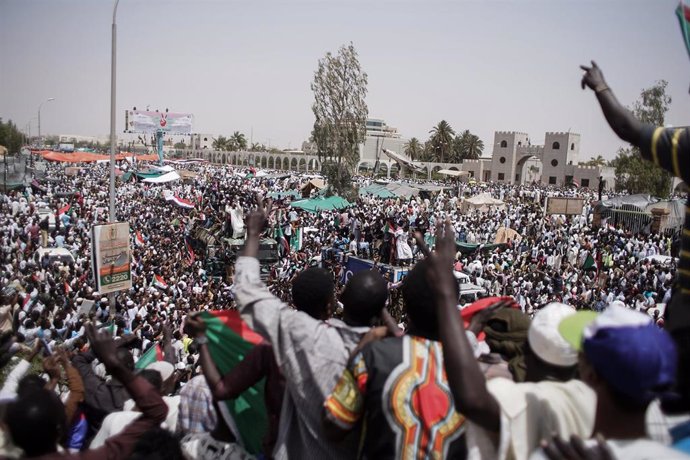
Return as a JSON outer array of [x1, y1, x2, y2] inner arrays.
[[545, 197, 585, 215], [91, 222, 132, 294], [125, 110, 193, 135]]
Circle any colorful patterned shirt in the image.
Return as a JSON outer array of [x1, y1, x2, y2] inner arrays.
[[325, 335, 466, 459]]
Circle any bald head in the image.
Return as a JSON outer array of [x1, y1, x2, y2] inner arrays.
[[342, 270, 388, 327]]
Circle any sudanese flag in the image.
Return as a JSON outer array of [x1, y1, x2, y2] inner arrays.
[[200, 310, 268, 455]]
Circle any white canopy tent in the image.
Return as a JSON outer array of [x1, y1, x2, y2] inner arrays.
[[142, 171, 181, 183], [437, 169, 469, 177]]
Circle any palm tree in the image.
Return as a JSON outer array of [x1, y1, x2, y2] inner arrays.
[[404, 137, 423, 161], [429, 120, 455, 163], [212, 136, 231, 151], [250, 142, 266, 151], [231, 131, 248, 151], [462, 130, 484, 160], [584, 155, 607, 167], [451, 130, 484, 162]]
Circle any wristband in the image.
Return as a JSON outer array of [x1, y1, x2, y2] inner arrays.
[[195, 335, 209, 345], [594, 84, 609, 94]]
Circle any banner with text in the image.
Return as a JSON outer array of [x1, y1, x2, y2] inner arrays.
[[91, 222, 132, 294]]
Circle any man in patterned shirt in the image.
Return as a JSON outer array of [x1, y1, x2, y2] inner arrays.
[[323, 258, 467, 459]]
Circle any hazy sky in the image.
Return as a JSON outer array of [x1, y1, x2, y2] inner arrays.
[[1, 0, 688, 159]]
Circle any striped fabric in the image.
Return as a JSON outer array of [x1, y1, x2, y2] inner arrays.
[[640, 127, 690, 297]]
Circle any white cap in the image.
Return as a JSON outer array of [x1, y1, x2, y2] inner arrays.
[[528, 302, 578, 367]]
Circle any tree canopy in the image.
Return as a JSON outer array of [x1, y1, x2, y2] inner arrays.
[[0, 119, 25, 155], [311, 42, 368, 196], [612, 80, 672, 198]]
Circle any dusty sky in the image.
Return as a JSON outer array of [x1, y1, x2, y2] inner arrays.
[[1, 0, 688, 159]]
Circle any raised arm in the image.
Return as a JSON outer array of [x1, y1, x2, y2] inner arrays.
[[81, 324, 167, 460], [580, 61, 644, 146], [428, 219, 501, 433]]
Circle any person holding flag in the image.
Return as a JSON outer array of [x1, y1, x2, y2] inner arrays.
[[234, 195, 393, 460]]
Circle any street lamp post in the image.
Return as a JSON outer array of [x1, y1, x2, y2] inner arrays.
[[37, 98, 55, 146], [109, 0, 120, 224], [108, 0, 120, 319]]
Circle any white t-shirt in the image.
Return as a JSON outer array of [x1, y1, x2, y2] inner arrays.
[[466, 378, 596, 460]]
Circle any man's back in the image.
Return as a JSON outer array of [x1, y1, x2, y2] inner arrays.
[[325, 335, 467, 459], [235, 256, 368, 460]]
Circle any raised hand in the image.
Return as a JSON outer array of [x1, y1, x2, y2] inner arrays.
[[426, 218, 456, 302], [184, 313, 207, 339], [42, 355, 61, 380], [85, 323, 120, 370], [414, 231, 431, 258], [580, 61, 607, 92]]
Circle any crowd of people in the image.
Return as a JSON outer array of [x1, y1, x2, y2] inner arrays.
[[0, 62, 688, 459]]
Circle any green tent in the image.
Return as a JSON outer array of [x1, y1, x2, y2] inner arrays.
[[359, 184, 396, 199], [290, 196, 351, 213]]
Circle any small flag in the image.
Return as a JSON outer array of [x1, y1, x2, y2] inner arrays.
[[135, 343, 164, 369], [64, 281, 72, 294], [185, 239, 196, 266], [290, 226, 303, 251], [152, 274, 168, 290], [163, 191, 195, 209], [582, 253, 597, 272], [201, 310, 267, 455], [677, 1, 690, 60], [57, 204, 71, 219], [135, 231, 145, 247], [274, 211, 290, 255]]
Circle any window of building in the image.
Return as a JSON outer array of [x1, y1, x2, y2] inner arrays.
[[204, 137, 208, 141], [518, 141, 522, 146], [498, 173, 505, 181], [515, 174, 520, 181], [551, 159, 558, 167], [565, 175, 573, 185], [499, 156, 506, 164], [548, 176, 557, 184], [500, 140, 508, 148], [552, 141, 560, 150], [570, 143, 575, 150], [581, 178, 590, 187], [469, 171, 474, 177]]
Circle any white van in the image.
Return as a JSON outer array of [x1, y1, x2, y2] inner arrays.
[[458, 282, 487, 305], [35, 247, 75, 265]]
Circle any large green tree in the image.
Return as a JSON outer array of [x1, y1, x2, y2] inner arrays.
[[0, 119, 25, 155], [311, 43, 368, 195], [613, 80, 672, 197], [404, 137, 423, 161], [429, 120, 455, 163]]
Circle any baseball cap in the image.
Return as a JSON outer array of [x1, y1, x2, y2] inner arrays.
[[528, 303, 578, 367], [559, 305, 677, 404]]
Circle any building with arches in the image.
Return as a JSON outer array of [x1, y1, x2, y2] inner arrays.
[[175, 128, 615, 190]]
